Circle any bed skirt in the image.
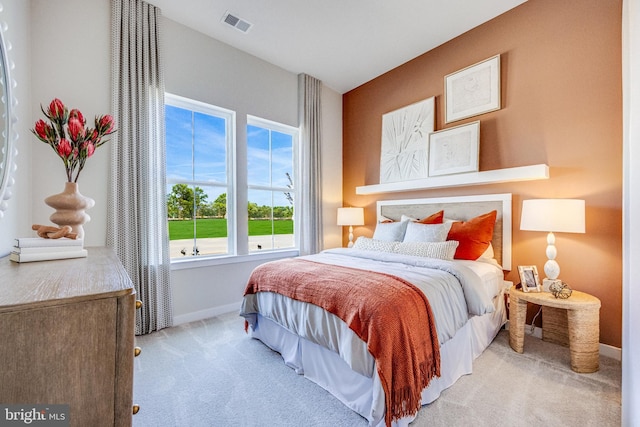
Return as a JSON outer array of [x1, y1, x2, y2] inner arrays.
[[247, 290, 508, 426]]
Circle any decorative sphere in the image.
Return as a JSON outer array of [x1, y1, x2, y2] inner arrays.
[[550, 282, 573, 299]]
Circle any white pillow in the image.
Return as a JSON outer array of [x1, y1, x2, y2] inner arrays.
[[353, 237, 459, 260], [402, 221, 453, 243], [395, 240, 459, 260], [372, 220, 408, 242], [353, 237, 398, 253], [477, 242, 495, 260], [475, 243, 502, 267]]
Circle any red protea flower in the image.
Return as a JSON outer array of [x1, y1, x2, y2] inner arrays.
[[86, 142, 95, 157], [47, 98, 67, 121], [68, 117, 85, 142], [81, 141, 95, 158], [96, 114, 115, 135], [33, 119, 49, 140], [69, 108, 85, 126], [57, 138, 72, 157], [33, 98, 116, 182]]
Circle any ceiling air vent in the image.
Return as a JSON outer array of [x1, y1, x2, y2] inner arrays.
[[222, 11, 252, 33]]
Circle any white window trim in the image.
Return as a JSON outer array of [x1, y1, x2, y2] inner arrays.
[[165, 93, 237, 258], [170, 249, 300, 271], [247, 114, 300, 254]]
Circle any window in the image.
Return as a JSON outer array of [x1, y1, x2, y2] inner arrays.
[[165, 94, 235, 259], [165, 95, 299, 261], [247, 116, 298, 252]]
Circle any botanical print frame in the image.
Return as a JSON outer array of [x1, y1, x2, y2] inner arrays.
[[445, 54, 501, 123], [428, 121, 479, 177], [518, 265, 541, 293], [380, 97, 435, 183]]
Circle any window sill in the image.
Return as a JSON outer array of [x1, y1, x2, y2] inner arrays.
[[170, 249, 299, 271]]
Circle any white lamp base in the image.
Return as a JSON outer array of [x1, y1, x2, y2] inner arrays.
[[347, 225, 354, 248], [543, 232, 561, 292]]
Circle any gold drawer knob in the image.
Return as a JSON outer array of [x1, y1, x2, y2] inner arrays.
[[134, 347, 142, 357], [133, 405, 140, 415], [136, 300, 142, 309]]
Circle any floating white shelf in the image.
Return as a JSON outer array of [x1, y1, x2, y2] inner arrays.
[[355, 164, 549, 195]]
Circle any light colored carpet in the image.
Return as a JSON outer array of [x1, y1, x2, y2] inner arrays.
[[133, 312, 621, 426]]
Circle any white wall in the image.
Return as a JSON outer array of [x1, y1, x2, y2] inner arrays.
[[0, 0, 32, 256], [161, 17, 343, 323], [29, 0, 111, 247], [622, 1, 639, 424]]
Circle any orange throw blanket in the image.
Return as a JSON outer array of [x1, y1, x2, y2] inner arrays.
[[243, 258, 441, 426]]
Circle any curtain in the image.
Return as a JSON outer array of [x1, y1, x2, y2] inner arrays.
[[109, 0, 172, 335], [298, 73, 324, 255]]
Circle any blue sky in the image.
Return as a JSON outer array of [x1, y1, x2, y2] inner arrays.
[[166, 105, 293, 207]]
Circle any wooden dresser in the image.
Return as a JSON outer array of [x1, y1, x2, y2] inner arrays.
[[0, 247, 137, 426]]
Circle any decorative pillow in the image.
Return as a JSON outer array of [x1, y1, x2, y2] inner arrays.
[[447, 210, 497, 260], [395, 240, 459, 260], [477, 242, 495, 261], [402, 221, 453, 243], [372, 220, 408, 242], [379, 215, 394, 223], [400, 210, 444, 224], [418, 210, 444, 224], [353, 236, 398, 253]]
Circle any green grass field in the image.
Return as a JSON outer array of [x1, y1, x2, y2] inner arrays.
[[168, 218, 293, 240]]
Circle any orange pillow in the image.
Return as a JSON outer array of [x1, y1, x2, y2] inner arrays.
[[447, 210, 497, 260], [418, 210, 444, 224]]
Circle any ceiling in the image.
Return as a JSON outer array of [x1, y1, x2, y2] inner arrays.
[[147, 0, 527, 94]]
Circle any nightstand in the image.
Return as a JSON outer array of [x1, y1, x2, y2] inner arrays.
[[508, 285, 601, 373]]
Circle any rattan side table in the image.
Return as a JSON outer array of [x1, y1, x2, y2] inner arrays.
[[508, 285, 601, 373]]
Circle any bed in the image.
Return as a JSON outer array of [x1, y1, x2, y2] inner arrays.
[[240, 193, 512, 426]]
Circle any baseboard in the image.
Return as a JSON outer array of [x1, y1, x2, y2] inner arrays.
[[504, 320, 621, 361], [173, 300, 243, 325], [599, 342, 622, 361]]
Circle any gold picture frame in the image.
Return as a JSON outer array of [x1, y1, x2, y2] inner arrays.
[[518, 265, 541, 292]]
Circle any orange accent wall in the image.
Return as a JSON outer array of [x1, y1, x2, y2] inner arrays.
[[342, 0, 622, 347]]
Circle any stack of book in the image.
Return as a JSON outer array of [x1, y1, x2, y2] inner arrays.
[[10, 237, 87, 263]]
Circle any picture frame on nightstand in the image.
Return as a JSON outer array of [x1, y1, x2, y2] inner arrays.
[[518, 265, 541, 292]]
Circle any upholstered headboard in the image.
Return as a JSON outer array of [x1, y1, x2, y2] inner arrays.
[[377, 193, 512, 270]]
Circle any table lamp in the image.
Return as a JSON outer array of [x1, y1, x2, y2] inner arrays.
[[520, 199, 585, 291], [337, 207, 364, 248]]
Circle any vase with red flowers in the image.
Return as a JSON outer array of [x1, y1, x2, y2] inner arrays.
[[32, 98, 116, 239]]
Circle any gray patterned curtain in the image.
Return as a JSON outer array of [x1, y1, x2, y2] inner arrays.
[[298, 74, 324, 255], [108, 0, 172, 334]]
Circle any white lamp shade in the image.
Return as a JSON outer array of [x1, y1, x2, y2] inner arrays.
[[520, 199, 585, 233], [337, 207, 364, 226]]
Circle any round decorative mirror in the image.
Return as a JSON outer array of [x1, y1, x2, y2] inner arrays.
[[0, 2, 18, 219]]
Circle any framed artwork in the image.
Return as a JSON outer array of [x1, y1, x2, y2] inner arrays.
[[445, 54, 501, 123], [428, 121, 479, 177], [380, 97, 435, 183], [518, 265, 541, 293]]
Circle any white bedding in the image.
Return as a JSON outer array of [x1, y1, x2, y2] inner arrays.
[[240, 249, 507, 426]]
